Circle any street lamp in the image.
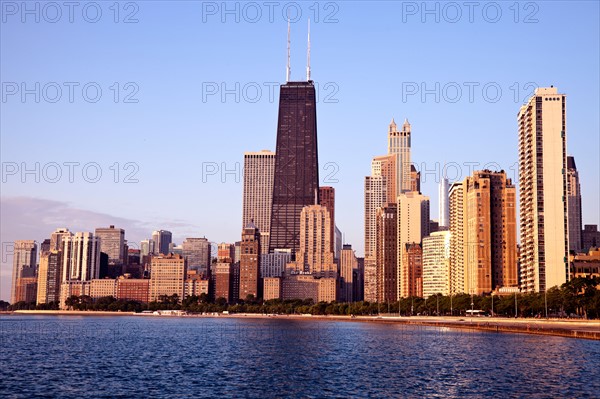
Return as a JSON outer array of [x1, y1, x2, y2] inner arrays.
[[514, 292, 518, 318], [544, 288, 548, 319], [491, 293, 494, 317]]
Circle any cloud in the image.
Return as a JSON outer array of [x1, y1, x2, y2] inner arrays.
[[0, 196, 202, 302]]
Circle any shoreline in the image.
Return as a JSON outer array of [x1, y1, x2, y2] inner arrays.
[[3, 310, 600, 340]]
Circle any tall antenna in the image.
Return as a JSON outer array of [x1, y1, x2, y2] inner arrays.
[[306, 19, 311, 81], [286, 17, 291, 82]]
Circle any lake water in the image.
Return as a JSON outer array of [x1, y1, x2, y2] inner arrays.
[[1, 315, 599, 398]]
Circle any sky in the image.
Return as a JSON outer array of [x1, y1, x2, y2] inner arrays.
[[1, 1, 599, 301]]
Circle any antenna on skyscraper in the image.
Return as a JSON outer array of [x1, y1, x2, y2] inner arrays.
[[306, 19, 311, 81], [286, 16, 291, 82]]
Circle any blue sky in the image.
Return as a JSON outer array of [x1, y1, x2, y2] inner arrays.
[[1, 1, 599, 301]]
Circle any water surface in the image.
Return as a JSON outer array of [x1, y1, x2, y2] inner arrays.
[[1, 316, 598, 398]]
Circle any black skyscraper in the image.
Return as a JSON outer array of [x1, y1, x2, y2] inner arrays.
[[269, 81, 319, 254]]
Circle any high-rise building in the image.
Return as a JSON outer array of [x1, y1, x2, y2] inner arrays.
[[468, 171, 517, 294], [40, 239, 51, 254], [364, 175, 388, 264], [567, 156, 582, 252], [37, 250, 62, 305], [397, 192, 430, 298], [410, 164, 421, 193], [281, 204, 337, 302], [438, 178, 449, 230], [184, 270, 209, 299], [388, 118, 412, 195], [263, 277, 282, 300], [217, 243, 235, 263], [260, 249, 292, 278], [234, 241, 241, 264], [50, 228, 71, 251], [376, 204, 397, 302], [319, 186, 335, 253], [239, 222, 261, 300], [95, 225, 125, 265], [334, 225, 342, 260], [243, 150, 275, 254], [371, 154, 397, 206], [518, 87, 569, 292], [364, 153, 394, 303], [339, 244, 357, 302], [62, 233, 101, 282], [401, 243, 423, 298], [11, 240, 37, 304], [422, 231, 451, 298], [152, 230, 172, 255], [582, 225, 600, 252], [15, 276, 38, 303], [449, 182, 465, 295], [140, 239, 155, 264], [355, 257, 365, 302], [213, 262, 233, 303], [117, 276, 150, 303], [89, 279, 117, 299], [286, 205, 336, 276], [182, 238, 211, 273], [269, 81, 319, 254], [450, 171, 517, 295], [149, 254, 186, 302]]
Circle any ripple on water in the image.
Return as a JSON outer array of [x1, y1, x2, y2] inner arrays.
[[0, 316, 599, 398]]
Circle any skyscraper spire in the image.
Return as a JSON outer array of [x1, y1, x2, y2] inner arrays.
[[286, 17, 291, 82], [306, 18, 311, 81]]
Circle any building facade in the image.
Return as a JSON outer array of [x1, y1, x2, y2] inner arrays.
[[182, 237, 211, 274], [518, 87, 569, 292], [397, 192, 430, 298], [243, 150, 275, 254], [37, 250, 62, 305], [269, 81, 319, 254], [149, 254, 186, 302], [422, 231, 451, 297], [387, 118, 412, 195], [239, 222, 261, 300], [152, 230, 172, 255], [62, 233, 101, 282], [95, 225, 125, 265], [11, 240, 38, 304], [567, 156, 582, 252], [376, 204, 397, 302], [339, 244, 358, 302]]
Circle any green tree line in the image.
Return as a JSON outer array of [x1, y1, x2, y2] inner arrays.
[[5, 277, 600, 319]]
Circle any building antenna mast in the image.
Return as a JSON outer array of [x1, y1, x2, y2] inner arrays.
[[286, 16, 291, 82], [306, 19, 311, 81]]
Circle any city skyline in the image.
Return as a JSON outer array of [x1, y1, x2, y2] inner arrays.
[[2, 2, 599, 302]]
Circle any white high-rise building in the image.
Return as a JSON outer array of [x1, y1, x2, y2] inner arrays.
[[62, 232, 101, 282], [387, 118, 412, 196], [422, 231, 451, 297], [438, 178, 449, 230], [449, 182, 465, 295], [518, 87, 569, 292], [243, 150, 275, 254]]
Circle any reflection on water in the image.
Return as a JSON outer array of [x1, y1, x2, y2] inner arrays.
[[1, 316, 598, 398]]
